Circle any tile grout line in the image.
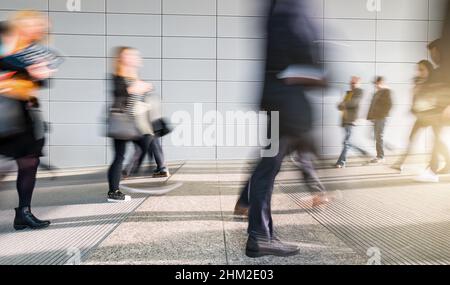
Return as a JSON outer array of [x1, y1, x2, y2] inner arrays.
[[216, 1, 229, 264]]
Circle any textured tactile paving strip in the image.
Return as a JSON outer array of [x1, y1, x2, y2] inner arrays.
[[0, 196, 147, 265], [281, 182, 450, 265]]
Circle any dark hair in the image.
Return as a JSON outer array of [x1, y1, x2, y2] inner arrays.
[[428, 39, 442, 50], [374, 76, 384, 84], [417, 59, 434, 75]]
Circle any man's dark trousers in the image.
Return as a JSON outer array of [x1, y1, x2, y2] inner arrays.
[[237, 136, 325, 239]]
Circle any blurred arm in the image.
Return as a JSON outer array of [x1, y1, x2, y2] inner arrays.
[[344, 89, 363, 110], [279, 0, 324, 86], [0, 79, 36, 101]]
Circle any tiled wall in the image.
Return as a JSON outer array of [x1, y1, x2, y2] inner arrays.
[[0, 0, 447, 168]]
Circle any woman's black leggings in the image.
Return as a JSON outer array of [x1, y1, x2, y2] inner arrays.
[[16, 155, 40, 208], [107, 136, 151, 192]]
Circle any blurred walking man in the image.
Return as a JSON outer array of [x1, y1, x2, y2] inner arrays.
[[336, 76, 368, 168], [367, 76, 392, 164], [233, 0, 327, 258]]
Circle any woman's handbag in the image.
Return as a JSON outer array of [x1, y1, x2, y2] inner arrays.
[[0, 95, 25, 139], [107, 109, 141, 140], [152, 118, 173, 137]]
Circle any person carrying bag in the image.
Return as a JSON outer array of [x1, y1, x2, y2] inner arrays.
[[106, 46, 153, 202]]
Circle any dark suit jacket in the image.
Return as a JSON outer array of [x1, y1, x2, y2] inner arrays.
[[338, 88, 363, 126], [260, 0, 321, 136], [367, 88, 393, 120]]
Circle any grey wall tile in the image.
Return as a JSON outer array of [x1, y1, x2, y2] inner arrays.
[[163, 59, 216, 80], [217, 82, 262, 103], [37, 88, 50, 102], [217, 38, 265, 60], [50, 80, 106, 102], [218, 16, 266, 38], [163, 37, 216, 59], [325, 62, 376, 83], [376, 63, 417, 83], [162, 81, 216, 103], [107, 14, 161, 36], [376, 42, 428, 62], [324, 19, 376, 41], [324, 41, 375, 62], [107, 0, 161, 14], [163, 0, 216, 15], [50, 124, 106, 146], [162, 102, 216, 120], [107, 36, 161, 58], [50, 102, 106, 124], [141, 59, 162, 80], [51, 35, 105, 57], [0, 0, 48, 10], [50, 0, 105, 12], [217, 60, 264, 81], [324, 0, 376, 19], [163, 15, 216, 37], [377, 20, 428, 41], [50, 146, 106, 168], [218, 0, 271, 16], [56, 58, 106, 79], [50, 12, 105, 35], [378, 0, 428, 20]]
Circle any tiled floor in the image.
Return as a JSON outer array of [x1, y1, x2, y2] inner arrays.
[[2, 158, 450, 265]]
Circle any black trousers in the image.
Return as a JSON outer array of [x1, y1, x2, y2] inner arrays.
[[108, 135, 151, 192], [373, 119, 386, 159], [237, 135, 325, 239], [137, 138, 166, 171]]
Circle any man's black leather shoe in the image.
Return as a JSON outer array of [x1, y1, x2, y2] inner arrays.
[[245, 236, 300, 258]]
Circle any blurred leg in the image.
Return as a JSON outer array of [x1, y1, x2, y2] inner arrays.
[[374, 119, 386, 159], [150, 138, 166, 171], [108, 139, 127, 193], [337, 125, 352, 165], [247, 137, 289, 239], [16, 155, 40, 208]]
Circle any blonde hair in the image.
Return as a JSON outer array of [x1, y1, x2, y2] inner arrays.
[[9, 10, 48, 46], [10, 10, 44, 22], [113, 46, 138, 79]]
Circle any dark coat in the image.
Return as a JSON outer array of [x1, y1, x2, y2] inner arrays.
[[260, 0, 322, 137], [338, 88, 363, 126]]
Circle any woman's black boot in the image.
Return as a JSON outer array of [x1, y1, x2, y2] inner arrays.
[[14, 207, 50, 230]]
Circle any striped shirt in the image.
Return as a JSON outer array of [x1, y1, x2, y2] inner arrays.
[[124, 78, 145, 116]]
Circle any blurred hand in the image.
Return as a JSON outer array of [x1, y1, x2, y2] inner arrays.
[[0, 79, 36, 101], [129, 80, 153, 95], [26, 62, 56, 80], [284, 77, 327, 87]]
